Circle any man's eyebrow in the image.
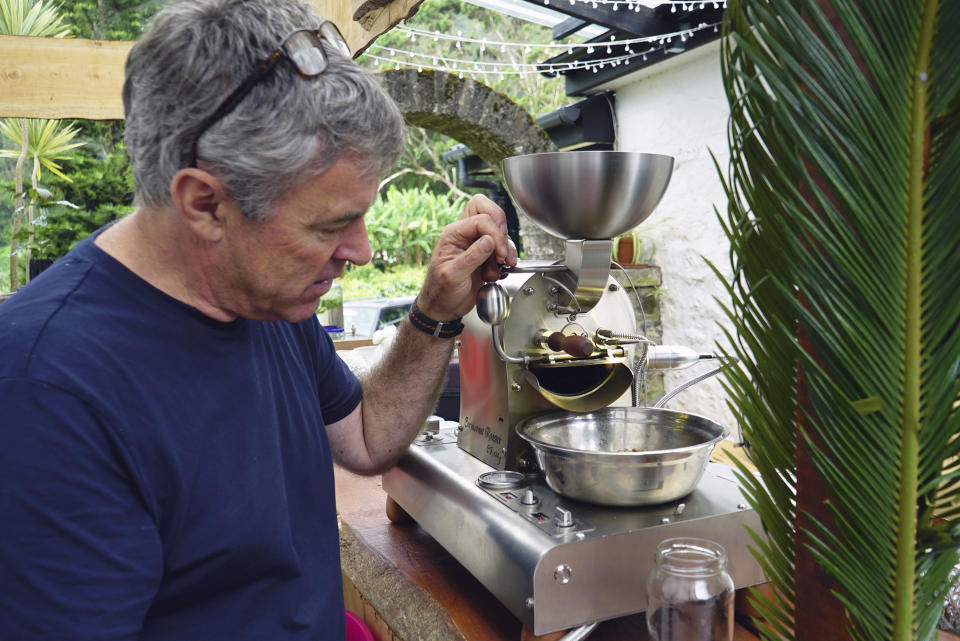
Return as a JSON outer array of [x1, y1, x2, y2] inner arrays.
[[311, 211, 365, 229]]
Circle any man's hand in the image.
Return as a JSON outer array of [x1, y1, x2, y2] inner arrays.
[[415, 194, 519, 320]]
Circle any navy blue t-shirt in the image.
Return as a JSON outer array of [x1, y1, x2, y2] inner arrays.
[[0, 233, 362, 640]]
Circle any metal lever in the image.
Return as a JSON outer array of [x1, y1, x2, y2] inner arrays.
[[476, 282, 525, 364]]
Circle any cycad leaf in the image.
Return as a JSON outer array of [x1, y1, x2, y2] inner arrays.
[[717, 1, 960, 639]]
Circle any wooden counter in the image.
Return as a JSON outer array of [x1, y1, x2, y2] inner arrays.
[[335, 441, 763, 641]]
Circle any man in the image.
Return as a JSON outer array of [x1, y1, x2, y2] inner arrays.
[[0, 1, 516, 639]]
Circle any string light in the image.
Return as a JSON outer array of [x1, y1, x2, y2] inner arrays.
[[392, 21, 714, 52], [364, 19, 722, 78], [557, 0, 723, 5], [364, 0, 726, 79]]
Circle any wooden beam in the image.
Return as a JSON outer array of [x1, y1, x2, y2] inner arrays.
[[0, 0, 423, 120], [0, 35, 131, 119]]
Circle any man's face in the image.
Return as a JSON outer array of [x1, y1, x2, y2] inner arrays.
[[217, 156, 378, 322]]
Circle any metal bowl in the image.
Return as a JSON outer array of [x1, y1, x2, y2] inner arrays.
[[501, 151, 674, 240], [515, 407, 729, 507]]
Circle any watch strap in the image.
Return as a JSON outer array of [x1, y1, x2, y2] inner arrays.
[[408, 300, 464, 339]]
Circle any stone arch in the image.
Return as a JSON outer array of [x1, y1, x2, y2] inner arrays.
[[378, 68, 563, 259]]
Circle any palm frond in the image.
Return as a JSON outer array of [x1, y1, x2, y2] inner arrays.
[[717, 0, 960, 639], [0, 0, 70, 37], [0, 118, 84, 182]]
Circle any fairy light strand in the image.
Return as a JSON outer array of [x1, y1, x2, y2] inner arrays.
[[549, 0, 724, 6], [393, 21, 713, 51], [366, 19, 722, 78]]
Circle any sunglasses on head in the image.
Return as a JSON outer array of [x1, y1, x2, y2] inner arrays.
[[185, 21, 351, 168]]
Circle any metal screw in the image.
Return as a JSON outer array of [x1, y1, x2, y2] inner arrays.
[[511, 382, 522, 392], [675, 503, 686, 516], [660, 517, 670, 524], [523, 286, 535, 296], [525, 597, 535, 609], [454, 339, 462, 348], [554, 506, 574, 527], [608, 283, 620, 291], [554, 564, 573, 584], [737, 503, 747, 510]]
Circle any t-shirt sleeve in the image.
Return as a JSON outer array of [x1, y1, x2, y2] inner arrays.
[[313, 327, 362, 424], [0, 380, 162, 641]]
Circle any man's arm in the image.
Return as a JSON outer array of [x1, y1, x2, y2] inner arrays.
[[327, 195, 517, 474]]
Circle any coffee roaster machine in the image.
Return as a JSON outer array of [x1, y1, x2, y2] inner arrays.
[[382, 151, 766, 638]]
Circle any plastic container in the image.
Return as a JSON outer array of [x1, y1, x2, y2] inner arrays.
[[646, 537, 735, 641], [345, 610, 375, 641]]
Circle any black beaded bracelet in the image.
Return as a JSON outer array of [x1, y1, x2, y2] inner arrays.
[[408, 300, 464, 339]]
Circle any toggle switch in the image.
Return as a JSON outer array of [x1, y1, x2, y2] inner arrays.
[[521, 488, 539, 506]]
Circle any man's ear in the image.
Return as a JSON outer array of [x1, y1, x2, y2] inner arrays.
[[170, 169, 231, 242]]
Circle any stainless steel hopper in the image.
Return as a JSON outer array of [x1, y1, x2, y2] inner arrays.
[[502, 151, 674, 240]]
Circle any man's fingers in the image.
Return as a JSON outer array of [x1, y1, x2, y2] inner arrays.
[[448, 215, 515, 267]]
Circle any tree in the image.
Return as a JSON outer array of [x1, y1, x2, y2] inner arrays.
[[0, 0, 74, 290], [716, 1, 959, 639], [0, 118, 84, 281]]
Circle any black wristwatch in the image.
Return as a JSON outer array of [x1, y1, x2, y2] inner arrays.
[[408, 300, 464, 339]]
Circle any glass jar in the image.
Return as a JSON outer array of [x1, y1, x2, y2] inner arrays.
[[646, 537, 735, 641]]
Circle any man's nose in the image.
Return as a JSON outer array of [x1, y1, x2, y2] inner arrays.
[[335, 218, 372, 266]]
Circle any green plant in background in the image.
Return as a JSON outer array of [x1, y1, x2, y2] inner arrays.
[[0, 118, 84, 287], [339, 263, 427, 300], [0, 0, 76, 291], [9, 186, 79, 259], [365, 185, 464, 269], [715, 1, 959, 640], [0, 0, 70, 37]]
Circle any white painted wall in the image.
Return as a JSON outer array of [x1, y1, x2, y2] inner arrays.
[[596, 41, 740, 435]]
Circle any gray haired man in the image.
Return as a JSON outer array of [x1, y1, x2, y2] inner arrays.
[[0, 1, 515, 639]]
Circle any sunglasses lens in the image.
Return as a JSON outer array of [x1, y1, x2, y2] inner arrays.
[[285, 30, 327, 75], [319, 21, 352, 58]]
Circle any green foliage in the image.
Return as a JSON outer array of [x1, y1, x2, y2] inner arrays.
[[7, 144, 132, 259], [339, 263, 426, 299], [715, 1, 960, 640], [0, 118, 85, 182], [59, 0, 155, 41], [365, 185, 464, 269], [0, 0, 70, 37], [43, 143, 134, 218]]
